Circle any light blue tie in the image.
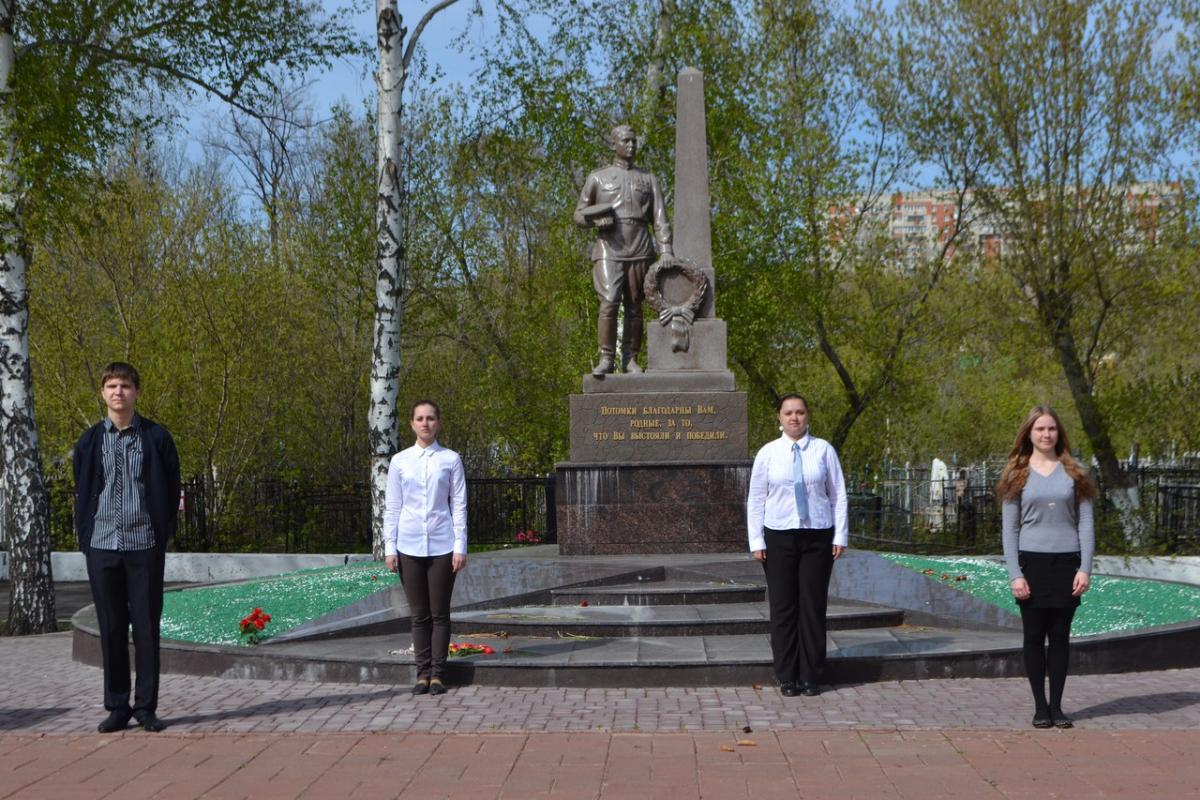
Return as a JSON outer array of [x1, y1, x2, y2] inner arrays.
[[792, 442, 808, 521]]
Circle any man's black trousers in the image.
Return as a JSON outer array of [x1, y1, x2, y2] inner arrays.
[[86, 547, 165, 714]]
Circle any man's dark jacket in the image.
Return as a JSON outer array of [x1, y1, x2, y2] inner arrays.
[[73, 416, 181, 554]]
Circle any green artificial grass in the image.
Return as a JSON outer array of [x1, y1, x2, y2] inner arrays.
[[157, 552, 1200, 647], [880, 553, 1200, 637], [160, 562, 399, 646]]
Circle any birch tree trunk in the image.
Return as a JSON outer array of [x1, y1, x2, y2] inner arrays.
[[1, 0, 56, 634], [368, 0, 407, 559], [368, 0, 461, 558], [637, 0, 675, 137]]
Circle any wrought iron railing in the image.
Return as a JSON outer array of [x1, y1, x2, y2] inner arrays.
[[19, 461, 1199, 556]]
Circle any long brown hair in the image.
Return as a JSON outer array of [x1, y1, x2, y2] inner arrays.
[[996, 405, 1099, 503]]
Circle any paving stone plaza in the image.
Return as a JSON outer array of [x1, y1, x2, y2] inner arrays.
[[5, 550, 1200, 797], [4, 632, 1200, 797]]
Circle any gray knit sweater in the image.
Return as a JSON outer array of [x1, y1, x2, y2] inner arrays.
[[1001, 463, 1095, 581]]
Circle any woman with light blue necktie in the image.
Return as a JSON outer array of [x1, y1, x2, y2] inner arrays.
[[747, 394, 849, 697]]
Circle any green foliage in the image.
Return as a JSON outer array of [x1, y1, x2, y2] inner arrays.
[[20, 0, 1200, 502], [9, 1, 364, 219], [860, 0, 1200, 487]]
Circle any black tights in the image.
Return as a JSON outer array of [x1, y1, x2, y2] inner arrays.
[[1019, 605, 1076, 713]]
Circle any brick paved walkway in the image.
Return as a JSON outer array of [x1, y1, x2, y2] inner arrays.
[[3, 633, 1200, 797]]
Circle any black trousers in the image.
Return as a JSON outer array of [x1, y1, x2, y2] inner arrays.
[[399, 553, 457, 681], [762, 527, 835, 685], [86, 547, 165, 714]]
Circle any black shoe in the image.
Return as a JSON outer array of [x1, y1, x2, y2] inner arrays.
[[1032, 710, 1053, 728], [800, 682, 821, 697], [134, 712, 166, 733], [428, 680, 448, 696], [97, 709, 132, 733], [1051, 710, 1074, 729], [779, 683, 800, 697], [411, 680, 430, 695]]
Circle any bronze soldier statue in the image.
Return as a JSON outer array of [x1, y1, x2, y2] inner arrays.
[[574, 125, 673, 376]]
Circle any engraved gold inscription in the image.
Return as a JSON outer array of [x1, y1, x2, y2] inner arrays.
[[588, 401, 730, 447], [600, 406, 638, 415], [642, 406, 693, 415]]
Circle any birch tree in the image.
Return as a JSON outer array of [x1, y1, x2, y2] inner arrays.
[[1, 0, 360, 634], [1, 0, 54, 634], [369, 0, 463, 558]]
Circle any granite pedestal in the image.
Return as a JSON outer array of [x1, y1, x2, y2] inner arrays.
[[555, 461, 751, 555]]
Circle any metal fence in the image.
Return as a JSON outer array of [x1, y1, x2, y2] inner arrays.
[[30, 475, 555, 554], [844, 459, 1200, 555], [173, 476, 557, 554], [9, 459, 1199, 556]]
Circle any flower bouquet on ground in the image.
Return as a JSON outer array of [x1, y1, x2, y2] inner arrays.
[[514, 529, 543, 545], [239, 608, 272, 645], [447, 642, 495, 657]]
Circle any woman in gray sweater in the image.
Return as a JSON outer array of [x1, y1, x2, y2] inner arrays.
[[997, 405, 1098, 729]]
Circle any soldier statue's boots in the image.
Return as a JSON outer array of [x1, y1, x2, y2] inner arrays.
[[594, 317, 618, 376], [593, 351, 616, 376], [621, 313, 643, 373]]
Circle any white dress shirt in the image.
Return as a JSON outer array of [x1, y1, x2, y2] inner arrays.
[[746, 432, 849, 552], [382, 441, 468, 557]]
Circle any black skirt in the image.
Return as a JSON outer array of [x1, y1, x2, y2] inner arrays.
[[1017, 551, 1082, 609]]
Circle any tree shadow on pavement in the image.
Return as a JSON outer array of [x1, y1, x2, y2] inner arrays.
[[1070, 692, 1200, 721], [0, 708, 74, 730], [165, 688, 397, 726]]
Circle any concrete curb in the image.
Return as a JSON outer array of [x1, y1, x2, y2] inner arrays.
[[0, 551, 374, 582]]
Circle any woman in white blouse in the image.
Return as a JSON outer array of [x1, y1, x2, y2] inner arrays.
[[384, 401, 468, 696], [747, 394, 849, 697]]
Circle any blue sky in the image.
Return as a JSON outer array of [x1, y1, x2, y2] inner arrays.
[[180, 2, 495, 153], [306, 1, 494, 119]]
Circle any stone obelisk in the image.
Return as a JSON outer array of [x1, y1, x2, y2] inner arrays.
[[672, 67, 716, 317], [644, 67, 731, 377], [557, 68, 750, 555]]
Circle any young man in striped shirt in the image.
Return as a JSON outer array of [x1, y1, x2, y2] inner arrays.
[[74, 362, 180, 733]]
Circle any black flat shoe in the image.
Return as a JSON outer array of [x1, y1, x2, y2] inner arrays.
[[779, 683, 800, 697], [428, 680, 448, 696], [411, 680, 430, 696], [97, 709, 132, 733], [134, 712, 166, 733], [800, 682, 821, 697], [1032, 710, 1053, 729], [1051, 711, 1074, 729]]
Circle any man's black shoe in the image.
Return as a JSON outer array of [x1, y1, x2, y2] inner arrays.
[[780, 683, 801, 697], [97, 709, 132, 733], [800, 683, 821, 697], [134, 712, 166, 732]]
